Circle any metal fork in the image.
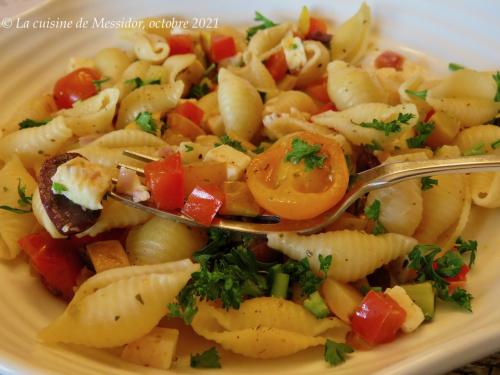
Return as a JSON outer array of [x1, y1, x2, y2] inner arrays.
[[110, 151, 500, 235]]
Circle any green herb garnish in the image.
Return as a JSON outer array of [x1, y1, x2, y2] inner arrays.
[[125, 77, 161, 89], [135, 112, 157, 134], [19, 118, 50, 129], [190, 347, 221, 369], [188, 82, 210, 99], [405, 89, 428, 100], [51, 182, 68, 194], [246, 11, 277, 41], [406, 121, 435, 148], [492, 139, 500, 149], [216, 135, 247, 153], [0, 179, 33, 214], [448, 63, 465, 71], [492, 71, 500, 102], [324, 339, 354, 366], [463, 143, 486, 156], [421, 176, 438, 191], [364, 199, 386, 235], [92, 77, 110, 91], [455, 237, 477, 267], [285, 137, 326, 172], [360, 113, 415, 136]]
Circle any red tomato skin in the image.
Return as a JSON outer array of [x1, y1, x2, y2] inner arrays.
[[307, 17, 328, 37], [351, 291, 406, 345], [424, 109, 436, 122], [374, 51, 405, 71], [182, 184, 224, 226], [315, 102, 337, 114], [211, 35, 237, 62], [304, 78, 330, 103], [174, 102, 205, 126], [265, 50, 288, 82], [53, 68, 100, 109], [167, 35, 194, 55], [144, 154, 185, 211], [19, 231, 84, 300]]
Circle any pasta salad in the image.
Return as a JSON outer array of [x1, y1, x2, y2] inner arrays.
[[0, 2, 499, 371]]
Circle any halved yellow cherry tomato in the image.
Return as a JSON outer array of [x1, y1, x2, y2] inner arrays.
[[246, 131, 349, 220]]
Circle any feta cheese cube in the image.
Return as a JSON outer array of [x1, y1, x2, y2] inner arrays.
[[281, 35, 307, 73], [204, 144, 251, 181], [385, 286, 425, 333]]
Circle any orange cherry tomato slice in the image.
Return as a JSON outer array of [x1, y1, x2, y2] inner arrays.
[[246, 131, 349, 220]]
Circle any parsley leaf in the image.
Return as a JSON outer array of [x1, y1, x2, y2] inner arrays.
[[215, 135, 247, 153], [435, 251, 464, 278], [406, 121, 435, 148], [253, 144, 265, 154], [190, 347, 221, 369], [448, 63, 465, 71], [442, 288, 473, 311], [246, 11, 277, 41], [184, 144, 194, 152], [0, 179, 33, 214], [455, 237, 477, 267], [492, 71, 500, 102], [283, 255, 331, 296], [135, 112, 157, 134], [365, 140, 383, 152], [125, 77, 161, 90], [492, 139, 500, 149], [405, 89, 428, 100], [324, 339, 354, 366], [18, 118, 50, 129], [364, 199, 386, 235], [51, 182, 68, 194], [421, 176, 438, 191], [463, 143, 486, 156], [92, 77, 110, 91], [360, 113, 414, 136], [285, 137, 326, 172], [188, 82, 210, 99]]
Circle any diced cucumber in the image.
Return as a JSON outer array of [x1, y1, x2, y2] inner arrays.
[[401, 282, 435, 321], [303, 291, 330, 319], [271, 272, 289, 299]]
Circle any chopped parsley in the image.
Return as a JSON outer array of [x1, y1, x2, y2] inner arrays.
[[408, 244, 473, 311], [492, 139, 500, 149], [135, 112, 157, 134], [92, 77, 110, 91], [463, 143, 486, 156], [0, 179, 33, 214], [253, 144, 265, 154], [448, 63, 465, 71], [364, 199, 386, 235], [405, 89, 428, 100], [188, 82, 210, 99], [246, 11, 277, 41], [51, 182, 68, 194], [184, 144, 194, 152], [324, 339, 354, 366], [406, 121, 435, 148], [282, 254, 332, 296], [360, 113, 415, 136], [190, 347, 221, 369], [125, 77, 161, 90], [493, 71, 500, 102], [421, 176, 438, 191], [19, 118, 50, 129], [365, 140, 383, 152], [216, 135, 247, 153], [455, 237, 477, 267], [285, 137, 326, 172]]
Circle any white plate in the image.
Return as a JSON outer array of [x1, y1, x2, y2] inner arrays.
[[0, 0, 499, 374]]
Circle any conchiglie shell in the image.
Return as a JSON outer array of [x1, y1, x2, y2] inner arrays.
[[312, 103, 418, 149], [375, 67, 405, 106], [94, 48, 132, 83], [117, 82, 184, 128], [327, 61, 386, 110], [295, 41, 330, 88], [263, 115, 337, 142], [426, 97, 499, 127], [399, 74, 432, 118], [114, 60, 152, 101], [331, 2, 372, 64], [228, 53, 277, 94], [90, 129, 166, 149], [267, 230, 417, 282], [263, 91, 317, 115], [162, 54, 204, 96], [129, 32, 169, 64], [39, 260, 198, 348], [468, 172, 500, 208], [0, 116, 73, 168], [58, 88, 119, 136], [245, 23, 292, 62], [77, 199, 151, 238], [32, 187, 65, 239], [126, 216, 206, 265], [197, 91, 219, 119], [0, 156, 38, 258], [217, 68, 263, 140], [454, 124, 500, 153]]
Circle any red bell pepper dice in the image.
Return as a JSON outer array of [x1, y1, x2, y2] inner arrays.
[[167, 34, 194, 55], [265, 49, 288, 82], [174, 102, 205, 127], [307, 17, 328, 37], [374, 50, 405, 71], [351, 290, 406, 345], [19, 231, 84, 300], [182, 184, 224, 226], [144, 153, 185, 211], [211, 35, 237, 62]]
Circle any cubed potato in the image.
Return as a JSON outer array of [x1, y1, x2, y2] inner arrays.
[[321, 278, 363, 323]]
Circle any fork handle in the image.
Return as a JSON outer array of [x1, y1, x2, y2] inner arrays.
[[365, 154, 500, 189]]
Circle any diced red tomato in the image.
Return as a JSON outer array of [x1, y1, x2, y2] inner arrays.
[[174, 102, 205, 127], [304, 78, 330, 103], [374, 51, 405, 71], [144, 153, 184, 211], [424, 109, 436, 122], [351, 291, 406, 346], [306, 17, 327, 37], [167, 34, 194, 55], [211, 35, 237, 62], [53, 68, 100, 109], [265, 49, 288, 82], [315, 102, 337, 114], [181, 184, 224, 226], [19, 231, 84, 300]]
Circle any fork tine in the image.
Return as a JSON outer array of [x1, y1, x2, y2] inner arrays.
[[117, 163, 145, 176], [123, 150, 160, 163]]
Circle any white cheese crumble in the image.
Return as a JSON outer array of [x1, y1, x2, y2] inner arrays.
[[280, 35, 307, 73], [204, 144, 251, 181]]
